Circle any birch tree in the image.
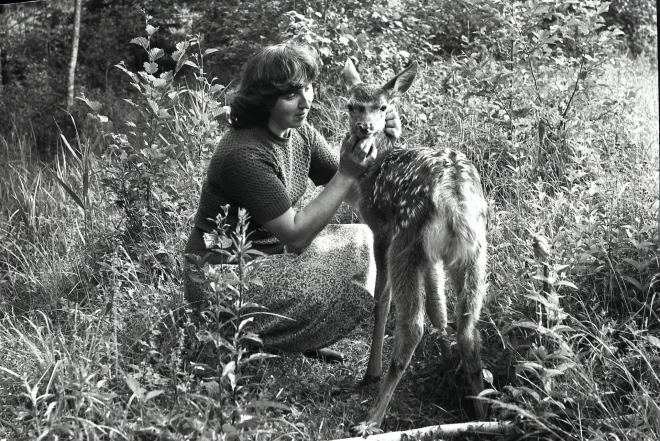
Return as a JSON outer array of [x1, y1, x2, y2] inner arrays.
[[66, 0, 82, 112]]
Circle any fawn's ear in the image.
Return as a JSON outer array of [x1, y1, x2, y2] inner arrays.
[[382, 61, 418, 97], [342, 59, 362, 89]]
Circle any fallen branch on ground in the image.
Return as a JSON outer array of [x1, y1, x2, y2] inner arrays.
[[330, 421, 513, 441]]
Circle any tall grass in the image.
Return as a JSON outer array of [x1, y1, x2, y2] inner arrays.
[[0, 41, 658, 441]]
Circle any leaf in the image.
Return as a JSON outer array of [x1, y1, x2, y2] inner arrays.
[[244, 399, 291, 411], [148, 48, 164, 62], [532, 274, 553, 284], [209, 84, 225, 94], [147, 99, 159, 113], [176, 41, 190, 52], [483, 369, 494, 385], [222, 361, 236, 379], [356, 33, 368, 48], [203, 48, 220, 56], [125, 375, 141, 396], [251, 277, 264, 287], [597, 2, 611, 15], [518, 386, 541, 402], [532, 4, 551, 16], [351, 420, 382, 437], [554, 280, 578, 290], [319, 46, 332, 57], [76, 96, 102, 112], [245, 353, 279, 363], [50, 170, 85, 210], [172, 50, 185, 62], [184, 60, 200, 69], [146, 24, 159, 36], [238, 317, 254, 332], [144, 390, 164, 402], [566, 17, 582, 27], [130, 37, 149, 50], [144, 62, 158, 74], [551, 325, 574, 334], [620, 275, 643, 292], [0, 366, 21, 378], [648, 335, 660, 350], [477, 388, 498, 399]]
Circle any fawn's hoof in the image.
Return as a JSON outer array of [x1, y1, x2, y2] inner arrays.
[[360, 374, 382, 386]]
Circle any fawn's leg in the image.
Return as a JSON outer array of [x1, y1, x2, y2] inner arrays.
[[447, 246, 487, 419], [363, 237, 390, 383], [365, 239, 426, 427], [424, 261, 451, 367]]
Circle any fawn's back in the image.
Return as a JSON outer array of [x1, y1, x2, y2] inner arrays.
[[344, 60, 486, 255]]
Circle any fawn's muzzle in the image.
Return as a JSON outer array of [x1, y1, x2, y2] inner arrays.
[[356, 124, 375, 138]]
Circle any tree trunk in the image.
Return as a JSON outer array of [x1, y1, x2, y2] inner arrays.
[[0, 47, 4, 95], [66, 0, 82, 112]]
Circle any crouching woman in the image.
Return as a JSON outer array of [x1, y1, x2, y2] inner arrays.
[[183, 43, 401, 361]]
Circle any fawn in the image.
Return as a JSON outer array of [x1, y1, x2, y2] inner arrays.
[[342, 59, 489, 428]]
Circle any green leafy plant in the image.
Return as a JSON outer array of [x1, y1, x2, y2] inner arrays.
[[185, 206, 287, 439], [448, 1, 625, 185], [81, 17, 226, 247]]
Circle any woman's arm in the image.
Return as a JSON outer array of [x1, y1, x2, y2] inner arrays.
[[264, 134, 375, 248], [343, 181, 361, 208]]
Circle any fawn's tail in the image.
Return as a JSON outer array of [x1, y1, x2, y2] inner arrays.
[[437, 150, 486, 266]]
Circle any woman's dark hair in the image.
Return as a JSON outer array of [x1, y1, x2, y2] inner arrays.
[[229, 44, 321, 129]]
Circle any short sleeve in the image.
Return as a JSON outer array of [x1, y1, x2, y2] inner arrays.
[[301, 123, 339, 186], [217, 149, 292, 225]]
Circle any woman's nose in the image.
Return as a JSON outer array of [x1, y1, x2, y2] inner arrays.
[[299, 95, 311, 109]]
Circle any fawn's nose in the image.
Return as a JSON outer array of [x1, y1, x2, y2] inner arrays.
[[357, 123, 373, 135]]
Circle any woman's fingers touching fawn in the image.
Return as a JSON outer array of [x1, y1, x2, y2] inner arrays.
[[339, 134, 377, 179], [353, 137, 375, 160]]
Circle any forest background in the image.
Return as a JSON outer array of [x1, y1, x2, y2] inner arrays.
[[0, 0, 659, 440]]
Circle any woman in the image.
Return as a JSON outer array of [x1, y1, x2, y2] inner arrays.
[[183, 43, 401, 361]]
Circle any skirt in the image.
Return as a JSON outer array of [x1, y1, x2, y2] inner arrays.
[[182, 223, 376, 352]]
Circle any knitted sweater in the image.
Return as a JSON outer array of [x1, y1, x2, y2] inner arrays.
[[185, 123, 339, 263]]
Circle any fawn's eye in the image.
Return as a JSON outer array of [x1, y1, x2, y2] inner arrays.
[[380, 105, 388, 112], [347, 104, 354, 112]]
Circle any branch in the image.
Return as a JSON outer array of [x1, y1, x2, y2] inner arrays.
[[561, 57, 585, 121], [526, 53, 543, 105], [331, 421, 513, 441]]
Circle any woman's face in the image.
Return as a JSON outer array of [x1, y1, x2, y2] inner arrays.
[[267, 83, 314, 137]]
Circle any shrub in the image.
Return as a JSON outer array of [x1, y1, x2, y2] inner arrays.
[[603, 0, 657, 57]]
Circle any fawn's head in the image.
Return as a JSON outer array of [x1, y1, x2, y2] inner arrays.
[[342, 59, 417, 139]]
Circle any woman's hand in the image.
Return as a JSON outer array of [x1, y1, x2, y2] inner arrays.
[[384, 105, 401, 141], [338, 133, 377, 180]]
